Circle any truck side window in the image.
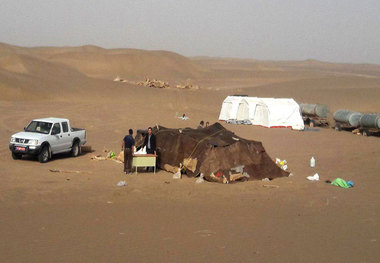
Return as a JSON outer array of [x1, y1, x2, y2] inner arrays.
[[62, 122, 69, 133], [52, 123, 61, 135]]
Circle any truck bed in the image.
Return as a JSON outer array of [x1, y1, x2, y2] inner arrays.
[[71, 127, 84, 132]]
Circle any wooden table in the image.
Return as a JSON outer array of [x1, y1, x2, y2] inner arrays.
[[132, 154, 157, 174]]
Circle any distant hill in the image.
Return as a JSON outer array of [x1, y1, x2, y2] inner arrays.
[[1, 42, 379, 101], [0, 43, 202, 80], [0, 43, 203, 100]]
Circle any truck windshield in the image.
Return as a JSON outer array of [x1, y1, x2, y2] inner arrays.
[[25, 121, 52, 134]]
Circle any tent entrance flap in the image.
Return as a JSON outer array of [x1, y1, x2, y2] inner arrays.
[[236, 100, 249, 120], [253, 104, 269, 127]]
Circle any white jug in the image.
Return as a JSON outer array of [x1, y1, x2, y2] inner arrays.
[[310, 156, 316, 168]]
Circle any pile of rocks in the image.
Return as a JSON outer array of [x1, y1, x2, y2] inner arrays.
[[175, 83, 200, 90], [113, 76, 201, 90], [138, 78, 169, 89]]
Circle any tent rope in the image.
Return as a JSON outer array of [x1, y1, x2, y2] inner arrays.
[[186, 129, 225, 160]]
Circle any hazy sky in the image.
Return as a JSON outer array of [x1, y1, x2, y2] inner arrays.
[[1, 0, 379, 64]]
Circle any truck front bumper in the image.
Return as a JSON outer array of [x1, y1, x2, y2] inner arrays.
[[9, 144, 42, 155]]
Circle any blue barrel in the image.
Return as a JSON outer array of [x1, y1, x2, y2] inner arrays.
[[359, 114, 380, 129], [333, 110, 362, 127]]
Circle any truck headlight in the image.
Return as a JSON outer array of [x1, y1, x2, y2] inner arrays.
[[10, 137, 15, 143], [29, 139, 38, 145]]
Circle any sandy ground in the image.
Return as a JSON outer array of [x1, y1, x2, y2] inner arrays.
[[0, 44, 379, 262]]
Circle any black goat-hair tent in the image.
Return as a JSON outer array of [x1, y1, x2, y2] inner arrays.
[[135, 123, 288, 183]]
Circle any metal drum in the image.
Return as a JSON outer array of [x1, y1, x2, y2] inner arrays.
[[300, 104, 330, 118], [333, 110, 362, 127], [359, 114, 380, 129]]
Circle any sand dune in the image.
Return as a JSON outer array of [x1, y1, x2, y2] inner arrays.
[[0, 42, 379, 262], [2, 42, 380, 102]]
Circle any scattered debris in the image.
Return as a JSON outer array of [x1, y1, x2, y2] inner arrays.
[[114, 77, 201, 90], [91, 151, 119, 161], [49, 169, 91, 174], [178, 113, 189, 120], [117, 181, 127, 187], [173, 168, 182, 179], [310, 156, 316, 168], [195, 229, 216, 237], [231, 165, 244, 173], [138, 78, 170, 89], [263, 184, 279, 188], [226, 119, 252, 125], [306, 173, 319, 181], [275, 158, 288, 171], [106, 151, 116, 159], [91, 155, 106, 161], [331, 178, 354, 188], [229, 173, 248, 182], [175, 80, 200, 90], [195, 174, 205, 184], [113, 76, 122, 82]]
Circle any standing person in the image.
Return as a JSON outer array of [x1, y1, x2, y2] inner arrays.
[[122, 129, 135, 174], [143, 127, 156, 155], [143, 127, 156, 172], [197, 121, 204, 129]]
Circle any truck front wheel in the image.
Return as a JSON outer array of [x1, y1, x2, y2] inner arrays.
[[38, 146, 50, 163], [71, 141, 80, 157], [12, 152, 22, 160]]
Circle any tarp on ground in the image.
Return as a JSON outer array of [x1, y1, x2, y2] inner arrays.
[[135, 123, 289, 183]]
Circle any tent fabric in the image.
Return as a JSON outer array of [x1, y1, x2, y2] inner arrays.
[[135, 123, 289, 183], [218, 96, 245, 121], [219, 96, 304, 130]]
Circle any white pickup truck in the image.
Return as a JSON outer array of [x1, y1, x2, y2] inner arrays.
[[9, 117, 87, 163]]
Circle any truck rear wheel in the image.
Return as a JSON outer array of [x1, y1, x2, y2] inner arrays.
[[71, 141, 80, 157], [12, 152, 22, 160], [38, 146, 50, 163]]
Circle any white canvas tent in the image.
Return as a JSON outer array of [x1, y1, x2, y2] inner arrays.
[[219, 96, 304, 130], [218, 96, 245, 121]]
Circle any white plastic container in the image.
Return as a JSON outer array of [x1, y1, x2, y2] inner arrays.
[[310, 156, 316, 168]]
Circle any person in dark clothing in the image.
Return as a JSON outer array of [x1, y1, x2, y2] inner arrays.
[[197, 120, 204, 129], [143, 127, 156, 172], [122, 129, 135, 174], [143, 127, 156, 155]]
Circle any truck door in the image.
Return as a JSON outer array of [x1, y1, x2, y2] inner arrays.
[[50, 123, 65, 153], [61, 121, 72, 151]]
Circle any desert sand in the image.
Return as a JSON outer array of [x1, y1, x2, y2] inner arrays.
[[0, 43, 379, 262]]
